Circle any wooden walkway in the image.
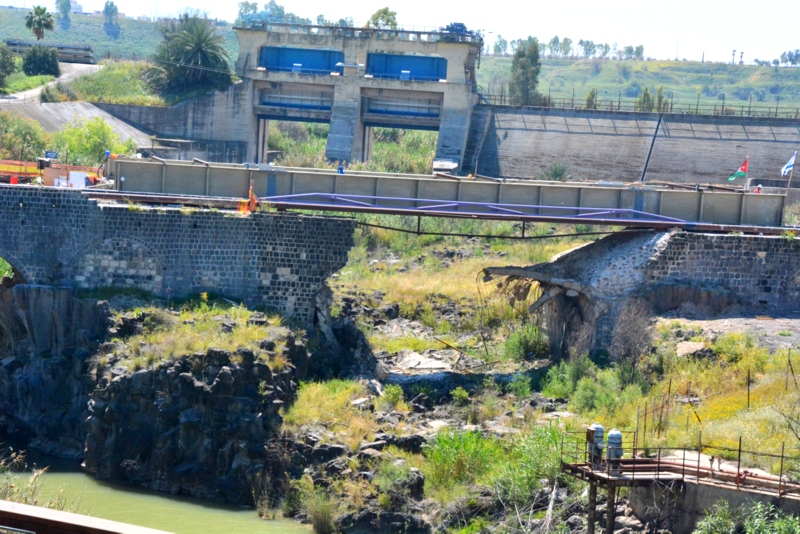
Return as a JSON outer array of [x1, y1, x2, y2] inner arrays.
[[0, 500, 171, 534]]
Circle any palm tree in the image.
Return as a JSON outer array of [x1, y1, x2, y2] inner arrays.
[[25, 6, 55, 40], [146, 15, 231, 93]]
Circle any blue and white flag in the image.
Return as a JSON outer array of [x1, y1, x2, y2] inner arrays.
[[782, 152, 797, 176]]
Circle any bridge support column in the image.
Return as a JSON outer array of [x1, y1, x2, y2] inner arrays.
[[257, 117, 269, 164], [605, 487, 616, 534], [326, 84, 364, 163], [362, 125, 373, 161], [587, 482, 597, 534], [435, 94, 474, 173]]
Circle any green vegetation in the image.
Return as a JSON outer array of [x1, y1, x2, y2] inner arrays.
[[508, 38, 542, 106], [0, 110, 48, 160], [282, 380, 377, 450], [450, 386, 470, 406], [22, 45, 60, 76], [0, 49, 54, 95], [268, 121, 437, 174], [696, 501, 800, 533], [105, 296, 287, 372], [24, 6, 55, 41], [0, 44, 15, 88], [503, 323, 548, 361], [0, 258, 12, 279], [42, 61, 164, 105], [0, 8, 239, 61], [376, 383, 407, 412], [424, 425, 564, 505], [478, 56, 800, 108], [1, 450, 65, 509], [52, 116, 137, 165], [145, 14, 232, 95]]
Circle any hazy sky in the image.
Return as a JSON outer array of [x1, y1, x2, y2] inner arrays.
[[10, 0, 796, 63]]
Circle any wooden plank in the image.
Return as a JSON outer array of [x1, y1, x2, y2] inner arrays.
[[0, 500, 171, 534]]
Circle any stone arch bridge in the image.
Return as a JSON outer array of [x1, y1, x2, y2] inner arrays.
[[0, 185, 356, 325]]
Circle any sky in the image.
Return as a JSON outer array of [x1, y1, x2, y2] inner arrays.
[[8, 0, 797, 63]]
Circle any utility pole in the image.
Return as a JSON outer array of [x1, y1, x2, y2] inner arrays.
[[740, 51, 744, 65], [732, 50, 736, 65]]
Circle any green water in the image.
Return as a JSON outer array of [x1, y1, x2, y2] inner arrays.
[[18, 457, 309, 534]]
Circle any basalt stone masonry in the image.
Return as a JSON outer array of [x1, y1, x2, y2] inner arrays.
[[0, 185, 356, 325], [485, 230, 800, 355]]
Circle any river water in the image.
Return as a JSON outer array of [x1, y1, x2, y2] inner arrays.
[[16, 454, 309, 534]]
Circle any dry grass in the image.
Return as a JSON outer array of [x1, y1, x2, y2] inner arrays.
[[282, 380, 379, 450], [1, 451, 66, 510], [111, 299, 287, 371]]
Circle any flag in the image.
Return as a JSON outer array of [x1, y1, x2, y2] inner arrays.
[[782, 152, 797, 177], [728, 158, 748, 181]]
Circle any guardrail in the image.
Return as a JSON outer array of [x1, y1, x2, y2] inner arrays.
[[104, 159, 786, 228], [560, 431, 800, 497], [478, 94, 800, 120]]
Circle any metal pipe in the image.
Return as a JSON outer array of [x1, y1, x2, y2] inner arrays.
[[640, 114, 663, 181]]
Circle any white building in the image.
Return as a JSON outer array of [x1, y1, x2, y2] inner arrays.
[[69, 0, 83, 14]]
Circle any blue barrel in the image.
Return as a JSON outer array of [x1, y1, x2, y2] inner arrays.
[[587, 422, 604, 463], [606, 428, 623, 461]]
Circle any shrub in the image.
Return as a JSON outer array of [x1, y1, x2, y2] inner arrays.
[[695, 501, 737, 534], [504, 323, 548, 360], [22, 46, 60, 77], [450, 386, 470, 406], [507, 374, 532, 398], [425, 431, 505, 488], [0, 44, 15, 88], [491, 424, 562, 505], [0, 110, 48, 161], [377, 384, 405, 412], [304, 491, 334, 534], [542, 354, 596, 399], [539, 162, 571, 181]]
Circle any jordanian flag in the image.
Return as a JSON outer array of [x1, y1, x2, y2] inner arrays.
[[728, 158, 748, 181]]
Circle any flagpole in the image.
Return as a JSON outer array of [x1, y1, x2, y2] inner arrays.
[[786, 151, 797, 196]]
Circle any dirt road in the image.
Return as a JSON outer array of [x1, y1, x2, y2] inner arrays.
[[0, 62, 101, 103]]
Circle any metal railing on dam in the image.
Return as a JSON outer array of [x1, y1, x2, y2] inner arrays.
[[104, 158, 786, 229]]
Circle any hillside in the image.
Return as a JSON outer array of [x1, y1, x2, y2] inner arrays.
[[479, 56, 800, 108], [0, 7, 239, 62]]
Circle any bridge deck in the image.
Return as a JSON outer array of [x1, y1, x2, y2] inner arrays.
[[103, 159, 787, 230]]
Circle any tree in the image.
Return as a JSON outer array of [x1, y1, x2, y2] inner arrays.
[[102, 1, 118, 25], [634, 45, 644, 60], [578, 39, 596, 59], [25, 6, 55, 40], [585, 88, 597, 109], [53, 116, 136, 166], [599, 43, 611, 59], [508, 38, 541, 106], [623, 45, 635, 60], [635, 87, 655, 112], [237, 1, 258, 21], [145, 14, 232, 94], [0, 44, 15, 89], [548, 36, 560, 57], [0, 111, 48, 161], [493, 35, 508, 55], [560, 37, 572, 58], [656, 86, 669, 112], [22, 45, 60, 76], [366, 7, 397, 29], [55, 0, 70, 20]]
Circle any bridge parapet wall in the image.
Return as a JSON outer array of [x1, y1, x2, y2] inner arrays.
[[0, 186, 356, 324]]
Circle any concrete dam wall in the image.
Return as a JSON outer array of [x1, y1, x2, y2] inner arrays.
[[464, 106, 800, 184]]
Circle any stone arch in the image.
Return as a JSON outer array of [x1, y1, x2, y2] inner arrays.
[[0, 245, 32, 285], [70, 237, 165, 296]]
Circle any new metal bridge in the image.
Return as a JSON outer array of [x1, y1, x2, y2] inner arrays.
[[98, 158, 789, 234]]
